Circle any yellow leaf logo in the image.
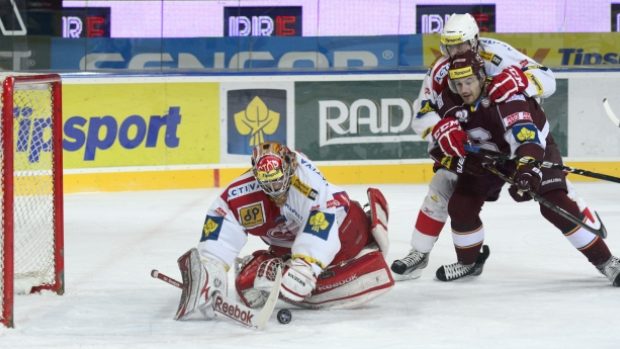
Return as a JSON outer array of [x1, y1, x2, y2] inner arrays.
[[308, 212, 329, 232], [516, 127, 536, 142], [234, 96, 280, 147], [203, 218, 219, 238]]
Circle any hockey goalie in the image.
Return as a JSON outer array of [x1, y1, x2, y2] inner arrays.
[[174, 142, 394, 324]]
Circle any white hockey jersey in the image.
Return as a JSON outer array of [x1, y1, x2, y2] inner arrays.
[[197, 152, 351, 274], [412, 37, 556, 142]]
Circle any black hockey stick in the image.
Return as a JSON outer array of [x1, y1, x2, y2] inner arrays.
[[481, 162, 607, 238], [465, 145, 620, 184], [603, 98, 620, 128]]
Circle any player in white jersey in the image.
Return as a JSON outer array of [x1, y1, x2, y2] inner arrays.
[[391, 13, 605, 278], [174, 142, 394, 321]]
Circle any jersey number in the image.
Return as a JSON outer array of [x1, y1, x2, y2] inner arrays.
[[467, 127, 500, 152]]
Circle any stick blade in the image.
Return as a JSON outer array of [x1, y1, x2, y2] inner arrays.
[[603, 98, 620, 128]]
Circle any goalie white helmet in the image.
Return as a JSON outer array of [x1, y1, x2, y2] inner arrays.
[[440, 13, 480, 56]]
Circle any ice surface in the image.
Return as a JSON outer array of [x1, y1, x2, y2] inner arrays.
[[1, 182, 619, 348]]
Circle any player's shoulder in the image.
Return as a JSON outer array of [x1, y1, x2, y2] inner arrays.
[[429, 56, 451, 85], [479, 37, 518, 53], [221, 170, 262, 202], [479, 37, 529, 71], [497, 94, 531, 114], [290, 159, 323, 202]]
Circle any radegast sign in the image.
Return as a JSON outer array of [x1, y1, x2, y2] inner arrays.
[[295, 80, 430, 161]]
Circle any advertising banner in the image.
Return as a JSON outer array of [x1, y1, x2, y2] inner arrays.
[[613, 3, 620, 32], [62, 82, 220, 168], [220, 82, 293, 163], [294, 78, 568, 161], [223, 6, 302, 37], [294, 80, 427, 161], [423, 33, 620, 68], [0, 36, 51, 71], [416, 4, 496, 34], [50, 35, 423, 71]]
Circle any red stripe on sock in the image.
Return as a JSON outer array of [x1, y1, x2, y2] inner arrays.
[[414, 210, 445, 237]]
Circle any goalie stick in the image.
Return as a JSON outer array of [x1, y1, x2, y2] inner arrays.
[[603, 98, 620, 128], [151, 268, 282, 330], [480, 163, 607, 238], [464, 145, 620, 184]]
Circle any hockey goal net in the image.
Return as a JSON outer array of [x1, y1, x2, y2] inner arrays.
[[0, 74, 64, 328]]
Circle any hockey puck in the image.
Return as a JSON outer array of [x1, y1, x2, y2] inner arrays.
[[277, 308, 292, 324]]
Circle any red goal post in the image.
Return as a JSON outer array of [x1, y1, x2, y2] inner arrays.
[[0, 74, 64, 328]]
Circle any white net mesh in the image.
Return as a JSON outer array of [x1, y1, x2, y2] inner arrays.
[[0, 73, 61, 327]]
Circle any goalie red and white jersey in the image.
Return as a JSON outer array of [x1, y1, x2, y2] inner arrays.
[[412, 37, 556, 142], [197, 152, 350, 272]]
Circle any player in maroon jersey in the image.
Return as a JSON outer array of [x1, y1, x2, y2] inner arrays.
[[429, 50, 620, 285]]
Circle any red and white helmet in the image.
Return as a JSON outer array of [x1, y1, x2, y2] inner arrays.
[[440, 13, 480, 56], [251, 142, 296, 198]]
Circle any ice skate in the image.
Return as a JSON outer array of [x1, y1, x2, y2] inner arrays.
[[436, 245, 490, 282], [391, 249, 429, 280], [597, 256, 620, 287]]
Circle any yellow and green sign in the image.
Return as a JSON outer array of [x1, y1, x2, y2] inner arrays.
[[62, 82, 220, 168]]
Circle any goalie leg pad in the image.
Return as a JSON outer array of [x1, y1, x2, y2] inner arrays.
[[331, 201, 372, 265], [297, 250, 394, 309], [367, 187, 389, 256], [175, 248, 227, 320]]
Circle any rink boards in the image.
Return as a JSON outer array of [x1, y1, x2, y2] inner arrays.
[[58, 72, 620, 192]]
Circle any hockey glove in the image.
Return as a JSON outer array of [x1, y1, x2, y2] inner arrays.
[[511, 156, 542, 201], [508, 185, 533, 202], [488, 66, 528, 103], [430, 147, 487, 176], [280, 258, 317, 302], [432, 117, 468, 158]]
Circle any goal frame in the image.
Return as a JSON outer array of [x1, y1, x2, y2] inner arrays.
[[1, 74, 64, 328]]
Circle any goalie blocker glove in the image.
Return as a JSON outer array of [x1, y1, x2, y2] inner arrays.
[[280, 258, 317, 302]]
